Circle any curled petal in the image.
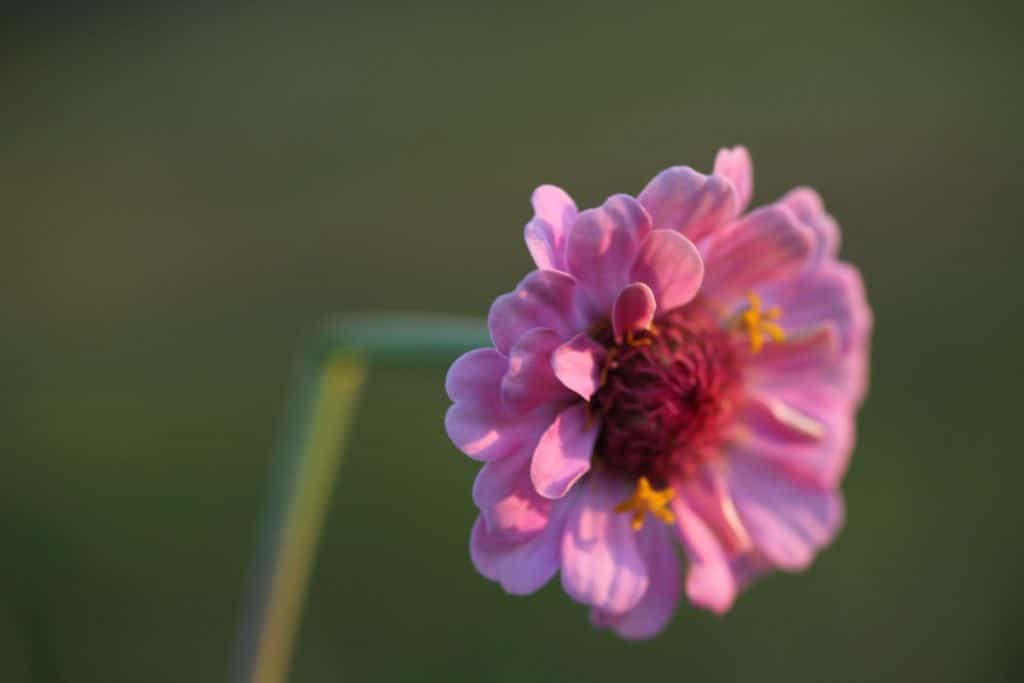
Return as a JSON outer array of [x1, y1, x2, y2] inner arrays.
[[502, 328, 573, 413], [551, 333, 606, 401], [567, 194, 652, 317], [488, 270, 580, 355], [637, 165, 738, 244], [779, 187, 839, 260], [701, 205, 815, 306], [530, 403, 600, 499], [612, 282, 657, 343], [630, 230, 704, 313], [446, 348, 554, 461], [470, 500, 569, 595], [734, 387, 855, 489]]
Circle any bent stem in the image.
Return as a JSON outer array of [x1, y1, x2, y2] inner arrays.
[[229, 314, 490, 683]]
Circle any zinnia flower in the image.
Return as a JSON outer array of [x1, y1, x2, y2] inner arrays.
[[445, 147, 871, 639]]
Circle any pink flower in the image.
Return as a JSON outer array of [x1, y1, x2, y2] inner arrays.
[[445, 147, 872, 639]]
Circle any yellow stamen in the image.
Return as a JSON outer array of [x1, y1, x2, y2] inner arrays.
[[614, 477, 676, 531], [736, 291, 785, 353]]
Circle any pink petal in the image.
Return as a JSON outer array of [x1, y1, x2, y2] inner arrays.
[[630, 230, 705, 313], [742, 324, 840, 379], [677, 466, 752, 556], [734, 387, 855, 489], [445, 348, 554, 462], [713, 145, 754, 214], [725, 451, 845, 571], [834, 338, 872, 408], [762, 263, 870, 350], [591, 523, 681, 639], [530, 403, 599, 499], [470, 499, 569, 595], [560, 473, 649, 615], [760, 262, 872, 403], [780, 187, 839, 259], [551, 333, 606, 401], [637, 165, 738, 244], [473, 445, 553, 542], [524, 184, 579, 271], [445, 347, 507, 404], [672, 493, 738, 614], [612, 282, 657, 343], [501, 327, 573, 413], [701, 204, 816, 306], [675, 468, 777, 613], [488, 269, 580, 355], [726, 552, 773, 592], [566, 194, 652, 317], [445, 403, 551, 463]]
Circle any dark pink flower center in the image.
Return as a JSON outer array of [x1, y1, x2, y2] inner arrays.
[[590, 300, 741, 487]]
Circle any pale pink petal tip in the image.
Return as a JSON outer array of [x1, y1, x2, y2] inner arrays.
[[713, 145, 754, 213], [551, 333, 606, 401], [612, 282, 656, 343], [524, 184, 578, 271]]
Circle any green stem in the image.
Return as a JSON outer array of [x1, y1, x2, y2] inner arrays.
[[229, 314, 490, 683]]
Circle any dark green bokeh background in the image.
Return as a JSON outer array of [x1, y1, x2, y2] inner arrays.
[[3, 2, 1022, 681]]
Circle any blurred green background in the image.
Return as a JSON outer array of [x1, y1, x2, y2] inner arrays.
[[2, 1, 1022, 681]]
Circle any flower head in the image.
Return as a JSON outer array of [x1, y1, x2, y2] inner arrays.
[[445, 147, 872, 639]]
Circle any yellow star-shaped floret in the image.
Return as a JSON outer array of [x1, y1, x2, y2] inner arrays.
[[737, 291, 785, 353], [614, 477, 676, 531]]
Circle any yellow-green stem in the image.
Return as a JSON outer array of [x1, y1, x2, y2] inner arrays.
[[229, 315, 489, 683]]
